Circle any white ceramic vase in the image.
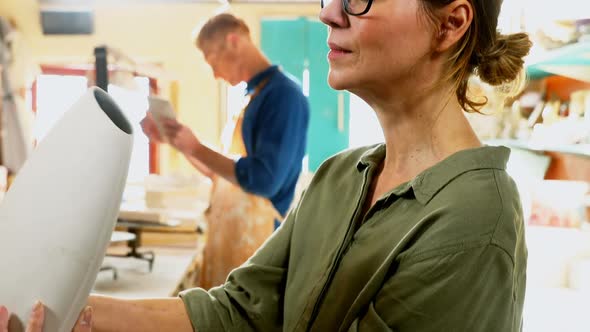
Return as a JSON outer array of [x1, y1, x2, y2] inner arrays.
[[0, 87, 133, 331]]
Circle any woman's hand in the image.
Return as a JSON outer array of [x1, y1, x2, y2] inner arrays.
[[0, 302, 45, 332], [0, 302, 93, 332]]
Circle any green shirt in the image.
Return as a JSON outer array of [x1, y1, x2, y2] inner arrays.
[[180, 144, 527, 332]]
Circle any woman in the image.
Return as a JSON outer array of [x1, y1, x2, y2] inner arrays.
[[2, 0, 531, 330]]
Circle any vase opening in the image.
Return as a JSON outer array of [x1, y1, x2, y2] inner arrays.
[[93, 88, 133, 135]]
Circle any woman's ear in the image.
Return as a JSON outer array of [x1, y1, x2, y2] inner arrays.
[[435, 0, 473, 53]]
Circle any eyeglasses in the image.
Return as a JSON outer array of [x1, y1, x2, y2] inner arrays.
[[320, 0, 374, 16]]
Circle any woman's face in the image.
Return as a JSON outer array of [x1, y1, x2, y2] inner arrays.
[[320, 0, 437, 93]]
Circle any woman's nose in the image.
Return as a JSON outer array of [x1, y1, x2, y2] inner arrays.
[[320, 0, 349, 29]]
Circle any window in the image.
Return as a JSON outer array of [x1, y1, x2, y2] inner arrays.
[[34, 73, 152, 182], [348, 94, 384, 148], [225, 82, 247, 124], [34, 75, 88, 142]]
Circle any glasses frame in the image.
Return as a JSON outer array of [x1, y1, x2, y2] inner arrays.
[[321, 0, 374, 16]]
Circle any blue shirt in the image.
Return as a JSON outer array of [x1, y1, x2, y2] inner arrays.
[[235, 65, 310, 216]]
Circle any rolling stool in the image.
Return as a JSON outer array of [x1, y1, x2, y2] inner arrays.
[[99, 231, 137, 280]]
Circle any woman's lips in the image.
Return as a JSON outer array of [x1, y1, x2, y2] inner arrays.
[[328, 42, 352, 60]]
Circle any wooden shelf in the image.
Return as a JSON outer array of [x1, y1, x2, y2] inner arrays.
[[526, 42, 590, 81], [486, 139, 590, 182], [485, 139, 590, 158]]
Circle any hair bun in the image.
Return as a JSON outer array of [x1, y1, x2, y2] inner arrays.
[[476, 32, 532, 86]]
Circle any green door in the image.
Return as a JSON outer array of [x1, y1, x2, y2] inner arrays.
[[261, 17, 349, 172], [261, 18, 306, 86]]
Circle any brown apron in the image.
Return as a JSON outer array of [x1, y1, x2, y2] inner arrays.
[[200, 79, 280, 289]]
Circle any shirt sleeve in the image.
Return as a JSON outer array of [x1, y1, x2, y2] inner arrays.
[[179, 194, 301, 331], [235, 85, 309, 198], [347, 244, 524, 332]]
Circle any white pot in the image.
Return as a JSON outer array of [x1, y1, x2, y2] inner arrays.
[[0, 87, 133, 332]]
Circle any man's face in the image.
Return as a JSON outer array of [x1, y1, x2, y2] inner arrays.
[[202, 38, 242, 86]]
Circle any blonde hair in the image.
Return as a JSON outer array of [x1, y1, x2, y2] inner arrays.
[[195, 13, 250, 51], [420, 0, 532, 112]]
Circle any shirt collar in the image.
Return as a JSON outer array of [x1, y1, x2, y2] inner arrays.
[[357, 144, 511, 204], [245, 65, 279, 95]]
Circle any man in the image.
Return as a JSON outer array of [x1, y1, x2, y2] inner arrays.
[[141, 13, 309, 289]]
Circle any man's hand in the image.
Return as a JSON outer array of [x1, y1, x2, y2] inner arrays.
[[140, 112, 163, 143], [162, 118, 202, 156], [0, 302, 93, 332]]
